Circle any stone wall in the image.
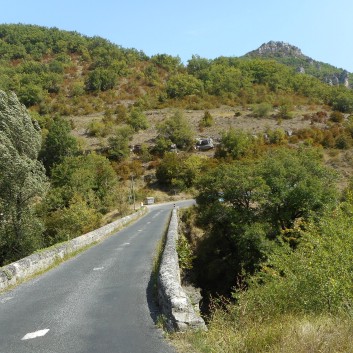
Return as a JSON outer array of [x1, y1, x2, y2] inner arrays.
[[158, 208, 207, 332], [0, 208, 147, 291]]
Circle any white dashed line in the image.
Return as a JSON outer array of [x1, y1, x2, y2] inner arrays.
[[22, 329, 49, 340], [122, 242, 130, 246], [93, 267, 104, 271], [0, 297, 13, 304]]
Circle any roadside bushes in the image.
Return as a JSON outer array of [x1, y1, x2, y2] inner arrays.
[[40, 153, 121, 245], [237, 200, 353, 318]]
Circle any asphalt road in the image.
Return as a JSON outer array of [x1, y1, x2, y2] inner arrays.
[[0, 200, 194, 353]]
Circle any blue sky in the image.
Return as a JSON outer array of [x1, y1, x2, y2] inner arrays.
[[1, 0, 352, 71]]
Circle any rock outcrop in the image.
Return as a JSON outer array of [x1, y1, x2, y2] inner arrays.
[[245, 41, 351, 88]]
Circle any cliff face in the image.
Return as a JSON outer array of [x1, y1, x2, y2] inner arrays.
[[245, 41, 351, 88]]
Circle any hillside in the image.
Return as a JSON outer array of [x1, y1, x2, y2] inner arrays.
[[1, 24, 353, 119], [2, 24, 353, 182], [245, 40, 352, 88]]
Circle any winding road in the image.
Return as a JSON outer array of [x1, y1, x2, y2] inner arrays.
[[0, 200, 193, 353]]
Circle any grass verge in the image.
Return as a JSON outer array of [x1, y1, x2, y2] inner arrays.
[[171, 307, 353, 353]]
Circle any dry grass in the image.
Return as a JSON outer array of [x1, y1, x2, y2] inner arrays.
[[171, 312, 353, 353], [69, 103, 353, 190], [69, 104, 325, 151]]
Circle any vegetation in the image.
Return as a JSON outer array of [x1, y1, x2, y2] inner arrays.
[[0, 91, 47, 264], [2, 24, 353, 352], [1, 24, 353, 116]]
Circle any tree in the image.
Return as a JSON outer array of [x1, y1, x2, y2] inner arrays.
[[215, 128, 259, 160], [85, 67, 117, 91], [199, 110, 213, 130], [39, 116, 79, 174], [41, 153, 119, 244], [155, 111, 195, 152], [259, 147, 338, 233], [127, 107, 149, 132], [107, 126, 133, 161], [194, 146, 338, 295], [0, 91, 47, 264], [166, 73, 204, 98]]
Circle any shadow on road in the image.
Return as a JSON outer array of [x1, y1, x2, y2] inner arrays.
[[146, 270, 161, 324]]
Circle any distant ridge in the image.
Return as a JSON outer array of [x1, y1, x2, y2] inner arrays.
[[244, 41, 351, 88]]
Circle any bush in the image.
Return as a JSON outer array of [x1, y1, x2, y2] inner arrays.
[[330, 111, 344, 123], [253, 102, 272, 118], [199, 110, 213, 130], [238, 203, 353, 317], [127, 107, 149, 132]]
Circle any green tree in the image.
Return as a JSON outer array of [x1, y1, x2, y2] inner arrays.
[[39, 117, 79, 173], [155, 111, 194, 152], [215, 128, 259, 160], [18, 84, 45, 106], [127, 107, 149, 132], [199, 110, 213, 129], [240, 201, 353, 318], [166, 73, 204, 98], [194, 147, 338, 295], [107, 126, 133, 161], [150, 54, 182, 72], [0, 91, 47, 264], [259, 148, 338, 234], [85, 67, 117, 91], [42, 153, 119, 244]]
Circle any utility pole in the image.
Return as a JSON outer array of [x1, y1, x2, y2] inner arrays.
[[131, 174, 136, 211]]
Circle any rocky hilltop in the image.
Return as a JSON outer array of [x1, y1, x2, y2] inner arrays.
[[245, 41, 351, 88], [248, 41, 305, 59]]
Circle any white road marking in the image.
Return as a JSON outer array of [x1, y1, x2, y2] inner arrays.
[[93, 267, 104, 271], [0, 296, 13, 303], [122, 242, 130, 246], [138, 230, 142, 232], [22, 329, 49, 340], [147, 222, 151, 224]]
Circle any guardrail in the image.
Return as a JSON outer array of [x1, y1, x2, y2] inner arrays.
[[158, 208, 207, 332], [0, 208, 147, 292]]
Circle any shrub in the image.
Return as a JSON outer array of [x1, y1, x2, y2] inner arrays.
[[330, 111, 344, 123]]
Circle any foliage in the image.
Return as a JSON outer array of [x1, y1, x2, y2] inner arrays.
[[43, 193, 102, 243], [166, 73, 204, 98], [86, 120, 110, 137], [0, 91, 48, 265], [177, 234, 195, 271], [41, 153, 119, 244], [173, 310, 353, 353], [39, 116, 79, 173], [1, 24, 353, 115], [215, 128, 261, 160], [238, 200, 353, 318], [150, 53, 182, 72], [156, 153, 206, 190], [194, 147, 338, 294], [127, 107, 149, 132], [253, 102, 272, 118], [155, 111, 194, 153], [107, 125, 133, 161], [199, 110, 213, 130], [85, 67, 117, 91]]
